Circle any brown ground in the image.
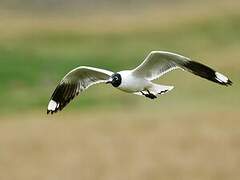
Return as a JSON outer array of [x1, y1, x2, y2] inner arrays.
[[0, 108, 239, 180]]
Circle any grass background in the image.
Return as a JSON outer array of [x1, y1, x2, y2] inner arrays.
[[0, 0, 239, 179]]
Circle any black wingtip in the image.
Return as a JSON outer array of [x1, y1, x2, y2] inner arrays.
[[47, 83, 80, 115], [47, 109, 55, 115], [222, 80, 232, 87], [184, 61, 233, 87], [226, 79, 233, 86]]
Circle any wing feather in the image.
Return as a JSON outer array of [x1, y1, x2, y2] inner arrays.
[[132, 51, 232, 85], [47, 66, 113, 114]]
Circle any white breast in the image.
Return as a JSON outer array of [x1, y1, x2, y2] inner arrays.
[[117, 70, 151, 93]]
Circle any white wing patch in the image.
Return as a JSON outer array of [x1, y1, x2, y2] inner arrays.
[[47, 100, 58, 111], [215, 72, 229, 84], [132, 51, 188, 80]]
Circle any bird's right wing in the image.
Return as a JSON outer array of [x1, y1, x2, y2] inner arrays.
[[132, 51, 232, 85], [47, 66, 113, 114]]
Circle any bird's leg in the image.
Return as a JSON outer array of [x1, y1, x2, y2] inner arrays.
[[147, 90, 157, 99], [146, 90, 151, 94], [141, 90, 157, 99]]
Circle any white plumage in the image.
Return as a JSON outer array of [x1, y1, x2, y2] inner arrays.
[[47, 51, 232, 114]]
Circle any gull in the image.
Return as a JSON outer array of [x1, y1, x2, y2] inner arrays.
[[47, 51, 232, 114]]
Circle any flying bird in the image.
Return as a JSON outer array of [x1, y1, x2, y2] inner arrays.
[[47, 51, 232, 114]]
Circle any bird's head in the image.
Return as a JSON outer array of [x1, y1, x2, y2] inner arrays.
[[106, 73, 122, 87]]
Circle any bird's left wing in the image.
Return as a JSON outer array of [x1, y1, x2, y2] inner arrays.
[[132, 51, 232, 85], [47, 66, 113, 114]]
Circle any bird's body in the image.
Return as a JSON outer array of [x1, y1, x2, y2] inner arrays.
[[47, 51, 232, 114], [117, 70, 150, 93]]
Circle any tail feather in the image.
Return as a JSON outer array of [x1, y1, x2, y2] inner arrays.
[[134, 84, 174, 97], [149, 84, 174, 95]]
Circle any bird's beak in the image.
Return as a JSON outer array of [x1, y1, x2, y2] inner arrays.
[[106, 77, 113, 84]]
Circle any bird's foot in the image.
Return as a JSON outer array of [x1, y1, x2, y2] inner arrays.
[[146, 93, 157, 99], [141, 90, 157, 99]]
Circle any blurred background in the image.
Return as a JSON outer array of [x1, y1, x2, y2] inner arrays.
[[0, 0, 239, 179]]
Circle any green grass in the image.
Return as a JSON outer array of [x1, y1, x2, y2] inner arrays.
[[0, 13, 239, 113]]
